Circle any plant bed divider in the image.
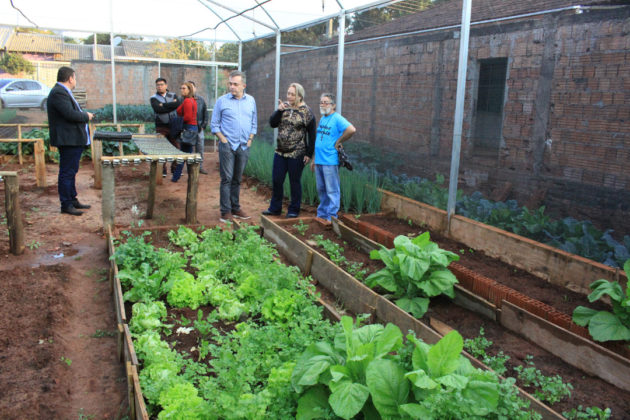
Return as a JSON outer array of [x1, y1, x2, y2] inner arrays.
[[378, 189, 627, 296], [260, 215, 564, 420], [337, 214, 630, 393]]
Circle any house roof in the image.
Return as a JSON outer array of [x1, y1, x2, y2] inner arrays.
[[347, 0, 630, 41], [0, 26, 12, 49], [121, 40, 152, 57], [7, 31, 62, 53]]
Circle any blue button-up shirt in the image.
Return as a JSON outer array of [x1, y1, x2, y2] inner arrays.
[[58, 82, 90, 145], [211, 92, 257, 151]]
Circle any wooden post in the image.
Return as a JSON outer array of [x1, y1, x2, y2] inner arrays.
[[92, 136, 103, 190], [146, 161, 157, 219], [185, 161, 199, 224], [102, 163, 115, 232], [157, 162, 163, 185], [17, 125, 23, 165], [1, 172, 24, 255], [33, 139, 46, 187], [117, 124, 124, 156], [138, 124, 145, 134]]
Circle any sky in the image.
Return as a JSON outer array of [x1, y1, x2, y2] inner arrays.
[[0, 0, 392, 42]]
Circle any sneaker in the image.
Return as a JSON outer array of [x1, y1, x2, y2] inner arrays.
[[232, 209, 251, 220], [220, 212, 233, 223], [199, 168, 209, 175]]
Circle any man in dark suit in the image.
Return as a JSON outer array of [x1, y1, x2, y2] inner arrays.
[[47, 66, 94, 216]]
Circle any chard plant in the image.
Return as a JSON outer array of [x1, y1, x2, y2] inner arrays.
[[365, 232, 459, 318], [572, 259, 630, 342], [291, 316, 538, 420]]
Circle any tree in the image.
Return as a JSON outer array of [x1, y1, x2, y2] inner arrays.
[[0, 53, 34, 75], [147, 39, 213, 61]]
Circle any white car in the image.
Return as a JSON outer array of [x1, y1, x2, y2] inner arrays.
[[0, 78, 51, 110]]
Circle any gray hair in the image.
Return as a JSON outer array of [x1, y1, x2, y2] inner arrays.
[[321, 92, 336, 105], [229, 70, 246, 84]]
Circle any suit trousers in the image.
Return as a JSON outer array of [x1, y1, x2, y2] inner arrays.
[[58, 146, 84, 208]]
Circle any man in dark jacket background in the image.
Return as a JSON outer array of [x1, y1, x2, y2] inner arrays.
[[189, 81, 208, 174], [47, 66, 94, 216], [150, 78, 180, 176]]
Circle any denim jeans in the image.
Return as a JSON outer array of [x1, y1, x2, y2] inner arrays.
[[171, 142, 193, 181], [315, 164, 340, 220], [58, 146, 84, 208], [195, 129, 205, 168], [268, 153, 305, 215], [219, 142, 249, 214]]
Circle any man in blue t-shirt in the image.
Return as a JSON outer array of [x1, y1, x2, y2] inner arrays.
[[310, 93, 356, 221]]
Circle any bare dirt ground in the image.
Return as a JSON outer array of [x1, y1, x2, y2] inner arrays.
[[0, 147, 285, 419]]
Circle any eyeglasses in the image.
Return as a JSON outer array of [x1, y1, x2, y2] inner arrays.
[[319, 101, 332, 105]]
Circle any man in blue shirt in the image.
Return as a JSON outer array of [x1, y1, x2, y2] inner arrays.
[[310, 93, 356, 221], [47, 66, 94, 216], [211, 70, 257, 222]]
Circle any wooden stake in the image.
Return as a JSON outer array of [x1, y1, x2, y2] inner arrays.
[[126, 361, 135, 420], [186, 162, 199, 224], [92, 136, 103, 189], [34, 139, 46, 187], [1, 172, 24, 255], [102, 164, 115, 232], [146, 161, 157, 219], [17, 125, 22, 165]]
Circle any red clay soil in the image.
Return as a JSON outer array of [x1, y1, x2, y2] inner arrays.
[[283, 217, 630, 418], [0, 150, 277, 419]]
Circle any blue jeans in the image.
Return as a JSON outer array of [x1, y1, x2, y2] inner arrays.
[[219, 142, 249, 214], [315, 164, 340, 220], [58, 146, 84, 208], [195, 129, 205, 168], [172, 125, 196, 181], [268, 153, 305, 215]]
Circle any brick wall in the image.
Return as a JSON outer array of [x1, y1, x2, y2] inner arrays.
[[245, 7, 630, 233], [71, 61, 230, 109]]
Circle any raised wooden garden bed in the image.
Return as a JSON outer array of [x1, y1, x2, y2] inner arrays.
[[261, 215, 630, 417], [107, 221, 573, 419], [261, 215, 566, 419], [379, 189, 627, 296], [337, 213, 630, 393]]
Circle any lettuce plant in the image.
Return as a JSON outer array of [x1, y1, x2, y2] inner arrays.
[[572, 259, 630, 342], [365, 233, 459, 318]]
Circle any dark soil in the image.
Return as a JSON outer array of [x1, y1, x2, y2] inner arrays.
[[357, 213, 609, 315], [284, 217, 630, 418]]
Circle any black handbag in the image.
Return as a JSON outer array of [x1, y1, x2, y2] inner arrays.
[[180, 128, 198, 145]]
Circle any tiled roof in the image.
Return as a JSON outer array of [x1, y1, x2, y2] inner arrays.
[[7, 31, 62, 53], [347, 0, 629, 41], [121, 39, 152, 57], [0, 26, 13, 49]]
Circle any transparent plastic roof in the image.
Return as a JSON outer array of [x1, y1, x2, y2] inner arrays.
[[0, 0, 396, 42]]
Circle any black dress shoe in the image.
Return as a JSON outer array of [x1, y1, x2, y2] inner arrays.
[[72, 200, 91, 209], [262, 210, 281, 216], [61, 205, 83, 216], [199, 168, 209, 174], [286, 213, 299, 218]]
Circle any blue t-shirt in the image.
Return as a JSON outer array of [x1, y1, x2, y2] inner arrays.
[[314, 112, 350, 165]]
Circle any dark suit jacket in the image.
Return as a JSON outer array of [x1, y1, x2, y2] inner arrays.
[[47, 83, 90, 147]]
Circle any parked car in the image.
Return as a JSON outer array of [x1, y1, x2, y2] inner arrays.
[[0, 78, 51, 110]]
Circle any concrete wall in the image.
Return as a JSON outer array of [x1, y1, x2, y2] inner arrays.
[[245, 7, 630, 233]]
